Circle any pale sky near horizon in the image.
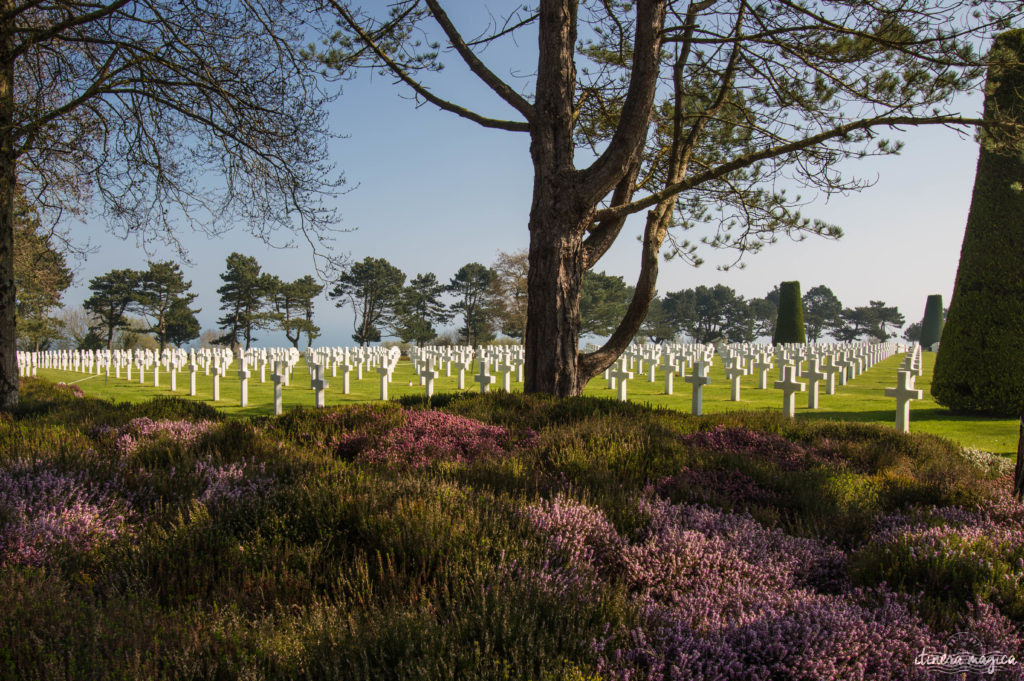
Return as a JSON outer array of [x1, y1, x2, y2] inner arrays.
[[57, 6, 990, 347]]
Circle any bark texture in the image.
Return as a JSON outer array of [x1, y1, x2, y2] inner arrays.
[[523, 0, 665, 396], [0, 3, 15, 410]]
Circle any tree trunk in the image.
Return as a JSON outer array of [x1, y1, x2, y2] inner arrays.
[[0, 13, 16, 410], [523, 186, 592, 396], [1014, 409, 1024, 499]]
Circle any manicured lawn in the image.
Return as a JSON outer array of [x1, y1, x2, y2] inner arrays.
[[35, 350, 1018, 454]]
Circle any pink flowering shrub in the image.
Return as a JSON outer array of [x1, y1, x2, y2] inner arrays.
[[853, 495, 1024, 620], [656, 466, 779, 506], [93, 417, 217, 455], [193, 459, 273, 506], [681, 426, 811, 469], [521, 495, 948, 680], [54, 382, 85, 398], [351, 409, 540, 467], [0, 465, 132, 567]]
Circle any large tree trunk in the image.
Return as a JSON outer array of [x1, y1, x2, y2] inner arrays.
[[523, 201, 590, 396], [0, 12, 16, 410]]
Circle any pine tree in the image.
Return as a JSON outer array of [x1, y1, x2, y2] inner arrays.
[[328, 257, 405, 347], [83, 269, 142, 351], [395, 273, 451, 346], [137, 262, 197, 351], [215, 253, 273, 350]]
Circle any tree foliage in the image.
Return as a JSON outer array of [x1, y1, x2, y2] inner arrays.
[[83, 269, 142, 351], [272, 275, 324, 349], [803, 285, 843, 342], [216, 253, 273, 351], [448, 263, 496, 346], [489, 250, 529, 340], [580, 271, 634, 337], [920, 294, 946, 347], [138, 262, 198, 352], [330, 257, 406, 346], [395, 273, 451, 346], [663, 284, 751, 344], [834, 301, 904, 342], [772, 281, 806, 344], [14, 196, 72, 352]]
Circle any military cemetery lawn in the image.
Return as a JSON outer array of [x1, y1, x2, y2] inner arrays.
[[36, 350, 1018, 455]]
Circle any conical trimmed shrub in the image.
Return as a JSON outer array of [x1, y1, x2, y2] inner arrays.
[[932, 30, 1024, 416], [919, 294, 945, 349], [772, 281, 806, 344]]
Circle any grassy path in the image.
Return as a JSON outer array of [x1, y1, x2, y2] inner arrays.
[[35, 350, 1019, 454]]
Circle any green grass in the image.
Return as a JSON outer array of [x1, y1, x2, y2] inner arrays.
[[34, 350, 1019, 454]]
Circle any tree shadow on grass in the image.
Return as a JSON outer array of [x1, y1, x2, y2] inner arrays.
[[799, 408, 1007, 424]]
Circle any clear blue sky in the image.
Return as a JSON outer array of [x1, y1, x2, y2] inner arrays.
[[60, 7, 986, 346]]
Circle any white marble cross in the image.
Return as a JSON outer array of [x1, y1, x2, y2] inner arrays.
[[774, 364, 805, 418], [377, 365, 391, 401], [420, 358, 438, 398], [752, 355, 773, 390], [804, 357, 827, 409], [311, 364, 329, 408], [885, 370, 923, 433], [452, 359, 470, 390], [685, 360, 711, 415], [724, 358, 745, 401], [496, 362, 515, 392], [609, 360, 633, 402], [272, 361, 284, 415], [474, 359, 496, 394], [662, 353, 675, 395], [237, 356, 251, 407], [338, 362, 353, 395]]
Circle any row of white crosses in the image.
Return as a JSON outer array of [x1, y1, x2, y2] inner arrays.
[[596, 340, 908, 420]]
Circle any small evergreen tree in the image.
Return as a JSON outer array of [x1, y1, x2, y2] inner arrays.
[[772, 281, 806, 344], [919, 294, 945, 348]]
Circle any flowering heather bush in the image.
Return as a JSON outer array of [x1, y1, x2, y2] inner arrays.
[[0, 465, 132, 567], [854, 495, 1024, 620], [93, 417, 217, 455], [959, 446, 1015, 476], [354, 409, 540, 467], [522, 495, 953, 680], [656, 466, 779, 506], [54, 382, 85, 398], [681, 426, 811, 470], [193, 459, 273, 506]]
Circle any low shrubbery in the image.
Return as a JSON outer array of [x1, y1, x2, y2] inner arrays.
[[0, 379, 1020, 679]]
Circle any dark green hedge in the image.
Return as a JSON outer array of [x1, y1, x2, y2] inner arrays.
[[932, 30, 1024, 416], [772, 281, 806, 344]]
